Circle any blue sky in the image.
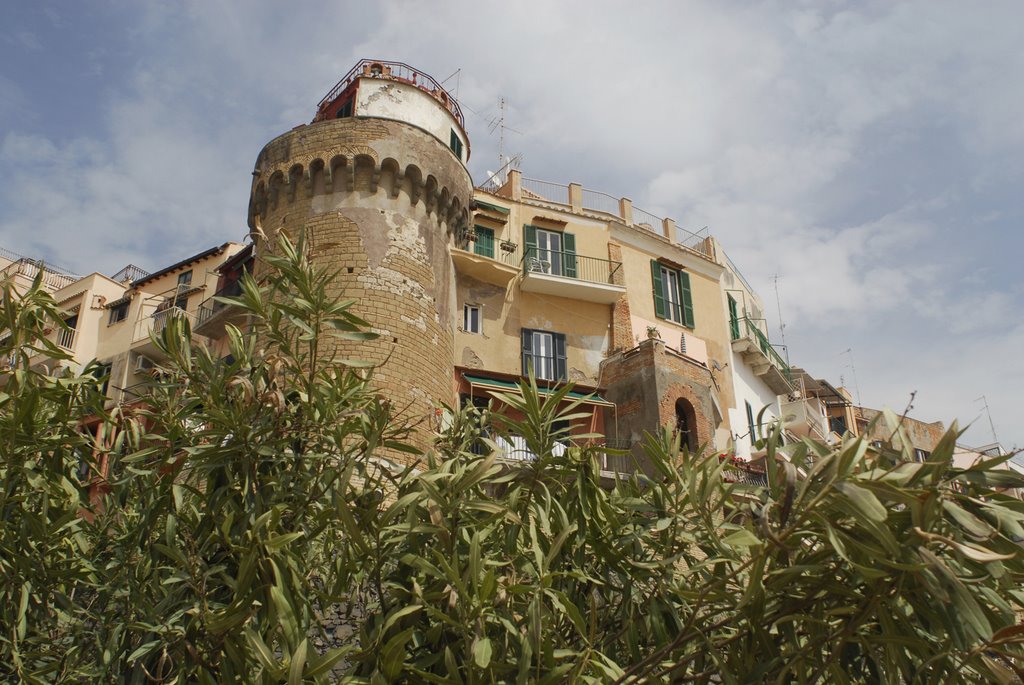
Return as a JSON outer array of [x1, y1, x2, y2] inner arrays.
[[1, 1, 1021, 450]]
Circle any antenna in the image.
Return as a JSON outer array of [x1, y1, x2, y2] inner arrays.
[[486, 97, 522, 170], [975, 395, 999, 445], [841, 348, 862, 406], [771, 273, 787, 350], [440, 68, 461, 99]]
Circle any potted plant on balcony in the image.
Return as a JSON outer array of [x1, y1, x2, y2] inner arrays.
[[500, 239, 517, 253], [464, 228, 478, 243]]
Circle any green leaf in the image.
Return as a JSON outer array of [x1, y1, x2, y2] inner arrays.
[[473, 636, 492, 668]]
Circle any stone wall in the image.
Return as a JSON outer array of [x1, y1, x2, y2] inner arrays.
[[249, 117, 473, 457], [601, 338, 719, 471]]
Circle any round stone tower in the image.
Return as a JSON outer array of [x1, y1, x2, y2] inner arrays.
[[247, 60, 473, 454]]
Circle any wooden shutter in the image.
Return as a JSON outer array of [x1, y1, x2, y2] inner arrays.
[[651, 260, 667, 319], [679, 271, 695, 328], [524, 225, 538, 269], [521, 328, 534, 377], [728, 295, 740, 340], [554, 333, 567, 381], [561, 232, 577, 278], [475, 226, 494, 258]]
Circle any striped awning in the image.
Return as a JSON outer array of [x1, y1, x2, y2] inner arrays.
[[464, 374, 614, 408]]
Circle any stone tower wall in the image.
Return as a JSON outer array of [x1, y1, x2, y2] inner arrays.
[[248, 118, 473, 456]]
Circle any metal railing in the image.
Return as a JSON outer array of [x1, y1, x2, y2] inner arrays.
[[196, 279, 244, 326], [734, 317, 791, 377], [723, 460, 768, 487], [631, 206, 663, 233], [580, 189, 620, 216], [110, 263, 150, 283], [676, 225, 710, 253], [315, 59, 464, 126], [522, 247, 623, 286], [56, 326, 77, 351], [1, 258, 78, 291], [134, 306, 194, 344], [521, 178, 570, 204], [725, 253, 756, 295], [457, 235, 522, 267]]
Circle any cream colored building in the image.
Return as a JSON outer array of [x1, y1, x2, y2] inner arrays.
[[1, 242, 248, 408], [459, 169, 795, 467]]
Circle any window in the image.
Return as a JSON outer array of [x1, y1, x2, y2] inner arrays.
[[524, 225, 576, 277], [174, 270, 192, 310], [92, 361, 113, 396], [913, 448, 930, 462], [335, 99, 353, 118], [651, 261, 694, 327], [450, 129, 463, 159], [463, 304, 482, 334], [521, 328, 567, 381], [473, 226, 495, 258], [727, 294, 740, 340], [745, 401, 757, 446], [108, 301, 129, 325]]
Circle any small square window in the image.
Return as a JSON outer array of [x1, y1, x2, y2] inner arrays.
[[108, 301, 129, 325], [177, 270, 193, 287], [463, 304, 481, 334]]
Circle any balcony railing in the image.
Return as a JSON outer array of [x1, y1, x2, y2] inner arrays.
[[315, 59, 464, 126], [56, 326, 77, 351], [522, 247, 623, 286], [196, 279, 244, 327], [1, 258, 78, 291], [133, 306, 195, 344], [721, 456, 768, 486], [733, 317, 790, 378], [457, 236, 521, 267]]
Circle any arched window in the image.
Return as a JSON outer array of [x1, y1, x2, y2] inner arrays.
[[675, 398, 698, 453]]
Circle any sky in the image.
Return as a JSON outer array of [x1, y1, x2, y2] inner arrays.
[[1, 0, 1021, 451]]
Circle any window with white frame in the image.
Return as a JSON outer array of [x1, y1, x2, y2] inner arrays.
[[521, 328, 567, 381], [463, 303, 482, 334]]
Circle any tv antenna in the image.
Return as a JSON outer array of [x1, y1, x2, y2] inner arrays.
[[440, 68, 461, 99], [771, 273, 787, 350], [487, 97, 522, 170], [975, 395, 999, 445], [841, 348, 862, 406]]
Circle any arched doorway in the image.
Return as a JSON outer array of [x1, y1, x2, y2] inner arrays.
[[675, 398, 698, 453]]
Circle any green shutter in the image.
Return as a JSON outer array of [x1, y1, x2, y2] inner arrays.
[[554, 333, 567, 381], [561, 232, 577, 278], [746, 401, 757, 445], [474, 226, 494, 258], [651, 260, 667, 319], [679, 270, 695, 328], [728, 295, 740, 340], [521, 328, 534, 377], [524, 225, 538, 268]]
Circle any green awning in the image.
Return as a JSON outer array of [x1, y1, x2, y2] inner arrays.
[[464, 374, 614, 408], [474, 200, 510, 215]]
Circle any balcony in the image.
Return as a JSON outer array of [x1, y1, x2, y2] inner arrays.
[[131, 307, 203, 360], [520, 247, 626, 304], [780, 396, 829, 441], [56, 326, 77, 351], [194, 280, 247, 337], [451, 237, 521, 287], [730, 317, 793, 395]]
